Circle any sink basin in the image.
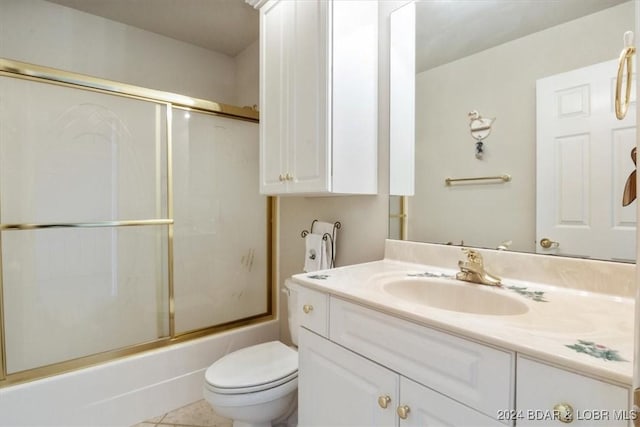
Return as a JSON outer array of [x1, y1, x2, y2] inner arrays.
[[381, 277, 529, 316]]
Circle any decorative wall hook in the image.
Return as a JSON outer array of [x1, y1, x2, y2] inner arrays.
[[622, 147, 636, 206], [468, 110, 495, 159]]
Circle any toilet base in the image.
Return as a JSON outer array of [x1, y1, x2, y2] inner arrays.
[[205, 388, 296, 427], [233, 422, 270, 427]]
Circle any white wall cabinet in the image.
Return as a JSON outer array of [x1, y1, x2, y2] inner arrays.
[[259, 0, 378, 196], [294, 285, 632, 427]]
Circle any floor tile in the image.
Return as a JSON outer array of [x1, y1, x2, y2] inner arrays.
[[146, 414, 166, 423], [158, 399, 232, 427]]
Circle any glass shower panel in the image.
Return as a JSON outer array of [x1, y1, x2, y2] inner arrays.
[[2, 225, 169, 374], [0, 76, 167, 224], [172, 109, 267, 334]]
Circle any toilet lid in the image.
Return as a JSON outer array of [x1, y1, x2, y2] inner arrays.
[[205, 341, 298, 393]]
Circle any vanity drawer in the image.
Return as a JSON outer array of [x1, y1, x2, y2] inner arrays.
[[329, 297, 515, 420], [516, 357, 629, 426], [296, 285, 329, 337]]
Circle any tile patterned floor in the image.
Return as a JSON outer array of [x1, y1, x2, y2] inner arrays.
[[131, 399, 232, 427]]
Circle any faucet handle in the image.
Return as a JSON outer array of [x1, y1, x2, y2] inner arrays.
[[461, 248, 483, 264]]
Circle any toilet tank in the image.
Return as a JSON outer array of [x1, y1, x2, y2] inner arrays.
[[284, 280, 299, 346]]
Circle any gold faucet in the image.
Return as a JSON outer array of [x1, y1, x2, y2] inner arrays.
[[456, 249, 502, 286]]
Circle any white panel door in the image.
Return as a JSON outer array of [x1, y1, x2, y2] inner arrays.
[[537, 59, 636, 261], [298, 328, 399, 427]]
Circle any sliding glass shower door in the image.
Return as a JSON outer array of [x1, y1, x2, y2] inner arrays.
[[172, 109, 267, 334], [0, 76, 170, 374], [0, 67, 269, 382]]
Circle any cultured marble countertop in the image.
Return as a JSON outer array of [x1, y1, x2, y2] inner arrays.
[[291, 259, 634, 386]]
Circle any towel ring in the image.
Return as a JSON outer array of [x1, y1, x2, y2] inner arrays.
[[615, 31, 635, 120]]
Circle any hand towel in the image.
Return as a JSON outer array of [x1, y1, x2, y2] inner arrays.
[[312, 221, 338, 268], [303, 233, 326, 273]]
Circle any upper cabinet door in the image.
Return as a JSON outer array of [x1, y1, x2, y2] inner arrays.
[[259, 0, 378, 196], [259, 0, 289, 194], [288, 0, 330, 194]]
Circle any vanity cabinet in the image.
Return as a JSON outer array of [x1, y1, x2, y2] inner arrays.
[[259, 0, 378, 195], [299, 327, 503, 426], [294, 283, 633, 426], [516, 356, 630, 426], [296, 291, 511, 426]]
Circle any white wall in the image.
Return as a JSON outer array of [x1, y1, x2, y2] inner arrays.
[[410, 2, 633, 252], [0, 0, 238, 104], [235, 39, 260, 108]]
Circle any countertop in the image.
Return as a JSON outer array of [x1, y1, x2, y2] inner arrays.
[[291, 259, 634, 386]]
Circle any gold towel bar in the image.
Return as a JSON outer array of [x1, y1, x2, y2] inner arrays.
[[0, 219, 173, 231], [445, 174, 511, 186]]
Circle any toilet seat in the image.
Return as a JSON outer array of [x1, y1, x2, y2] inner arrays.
[[204, 341, 298, 395]]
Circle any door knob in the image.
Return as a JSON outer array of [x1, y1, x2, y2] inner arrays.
[[377, 395, 391, 409], [397, 405, 410, 419], [539, 238, 559, 249]]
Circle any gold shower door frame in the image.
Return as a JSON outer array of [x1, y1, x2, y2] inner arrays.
[[0, 58, 275, 387]]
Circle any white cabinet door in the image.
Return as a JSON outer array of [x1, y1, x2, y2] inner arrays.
[[400, 377, 504, 427], [259, 0, 289, 194], [516, 357, 630, 426], [259, 0, 329, 195], [288, 0, 329, 194], [259, 0, 378, 196], [298, 328, 399, 427]]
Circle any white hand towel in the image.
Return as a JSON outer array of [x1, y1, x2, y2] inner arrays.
[[313, 221, 337, 268], [303, 233, 326, 273]]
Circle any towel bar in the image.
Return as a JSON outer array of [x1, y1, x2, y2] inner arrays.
[[445, 174, 511, 186], [301, 220, 341, 268]]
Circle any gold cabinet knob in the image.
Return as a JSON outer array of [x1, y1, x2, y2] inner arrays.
[[553, 403, 574, 423], [302, 304, 313, 314], [377, 395, 391, 409], [285, 172, 294, 181], [397, 405, 410, 420], [540, 238, 559, 249], [278, 174, 285, 182]]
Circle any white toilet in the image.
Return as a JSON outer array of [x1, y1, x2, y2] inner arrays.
[[203, 281, 300, 427]]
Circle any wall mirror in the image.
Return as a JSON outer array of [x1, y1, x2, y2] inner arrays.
[[389, 0, 637, 263]]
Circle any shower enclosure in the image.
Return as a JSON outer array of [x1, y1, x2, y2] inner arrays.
[[0, 58, 272, 385]]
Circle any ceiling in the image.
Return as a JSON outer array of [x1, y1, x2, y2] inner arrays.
[[46, 0, 259, 57], [46, 0, 628, 68], [416, 0, 629, 72]]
